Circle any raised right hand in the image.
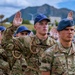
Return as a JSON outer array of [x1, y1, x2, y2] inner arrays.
[[13, 11, 23, 27], [67, 11, 73, 20]]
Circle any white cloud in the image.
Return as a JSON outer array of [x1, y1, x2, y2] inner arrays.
[[45, 0, 63, 8], [0, 0, 30, 8], [0, 7, 20, 18], [26, 0, 63, 8], [0, 0, 74, 18], [0, 0, 31, 18], [0, 0, 72, 8], [0, 0, 70, 8]]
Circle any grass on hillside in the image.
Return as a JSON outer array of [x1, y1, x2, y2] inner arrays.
[[2, 23, 52, 33], [3, 23, 34, 30]]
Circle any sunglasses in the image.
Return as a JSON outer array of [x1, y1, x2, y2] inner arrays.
[[20, 32, 28, 35]]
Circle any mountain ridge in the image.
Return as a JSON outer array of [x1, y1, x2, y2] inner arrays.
[[8, 4, 75, 24]]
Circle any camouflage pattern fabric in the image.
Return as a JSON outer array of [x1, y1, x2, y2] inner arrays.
[[0, 45, 9, 75], [0, 46, 27, 75], [2, 26, 56, 75], [9, 55, 27, 75], [1, 26, 27, 75], [40, 42, 75, 75]]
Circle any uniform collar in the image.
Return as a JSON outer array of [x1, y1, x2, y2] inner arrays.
[[34, 35, 51, 46], [58, 42, 75, 55]]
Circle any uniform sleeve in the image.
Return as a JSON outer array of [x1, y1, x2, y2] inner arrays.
[[1, 25, 23, 50], [1, 25, 17, 49], [0, 48, 7, 61], [3, 25, 17, 40], [0, 47, 9, 74], [1, 25, 31, 57], [40, 48, 54, 71]]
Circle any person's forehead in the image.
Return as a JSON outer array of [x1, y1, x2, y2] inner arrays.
[[35, 20, 49, 26], [64, 26, 74, 29], [58, 26, 74, 33]]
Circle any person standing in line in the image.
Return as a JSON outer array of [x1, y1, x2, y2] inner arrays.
[[40, 12, 75, 75], [12, 25, 31, 75], [0, 26, 9, 75], [1, 11, 56, 75]]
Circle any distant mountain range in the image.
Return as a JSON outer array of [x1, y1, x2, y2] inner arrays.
[[8, 4, 75, 23]]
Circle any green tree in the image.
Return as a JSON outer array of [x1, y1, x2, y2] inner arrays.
[[32, 29, 36, 34], [22, 20, 31, 24], [55, 20, 58, 26], [0, 14, 4, 25]]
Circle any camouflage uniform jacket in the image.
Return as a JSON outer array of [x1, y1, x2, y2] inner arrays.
[[40, 42, 75, 75], [2, 26, 56, 75], [1, 26, 27, 75], [0, 47, 27, 75], [0, 44, 9, 75]]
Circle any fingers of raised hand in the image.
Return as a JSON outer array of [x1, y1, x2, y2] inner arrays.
[[15, 11, 21, 18], [13, 11, 22, 26], [13, 18, 22, 26], [68, 11, 73, 17], [67, 11, 73, 20]]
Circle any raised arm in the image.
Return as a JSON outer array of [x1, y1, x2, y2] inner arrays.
[[1, 11, 23, 53], [13, 11, 22, 27], [67, 11, 73, 20], [2, 11, 22, 41], [1, 11, 31, 54]]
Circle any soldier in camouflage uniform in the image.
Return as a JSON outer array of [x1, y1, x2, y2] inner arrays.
[[3, 26, 30, 75], [0, 45, 9, 75], [40, 12, 75, 75], [11, 25, 31, 75], [0, 26, 28, 75], [1, 12, 56, 75], [0, 26, 9, 75]]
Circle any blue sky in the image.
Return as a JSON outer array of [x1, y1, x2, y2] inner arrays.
[[0, 0, 75, 19]]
